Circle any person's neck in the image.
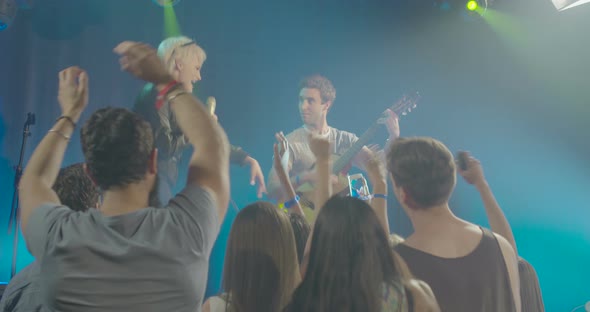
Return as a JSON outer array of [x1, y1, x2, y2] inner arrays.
[[406, 203, 463, 235], [305, 119, 329, 135], [100, 183, 151, 217]]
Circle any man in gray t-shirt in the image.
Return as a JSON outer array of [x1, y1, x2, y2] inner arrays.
[[18, 43, 230, 312], [267, 75, 400, 221], [26, 185, 218, 311]]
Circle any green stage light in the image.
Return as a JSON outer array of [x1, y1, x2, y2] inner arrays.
[[153, 0, 180, 8], [466, 0, 479, 11]]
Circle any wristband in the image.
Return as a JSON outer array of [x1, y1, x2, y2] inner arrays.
[[372, 194, 388, 200], [49, 129, 71, 140], [56, 116, 76, 128], [284, 195, 300, 209], [155, 81, 181, 110]]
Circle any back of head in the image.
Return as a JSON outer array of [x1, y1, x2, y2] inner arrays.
[[52, 163, 99, 212], [157, 36, 206, 73], [223, 201, 300, 312], [81, 107, 154, 191], [288, 213, 311, 265], [289, 196, 401, 312], [299, 74, 336, 104], [386, 137, 456, 209]]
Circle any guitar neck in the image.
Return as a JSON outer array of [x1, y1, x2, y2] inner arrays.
[[332, 121, 380, 174], [329, 92, 419, 175]]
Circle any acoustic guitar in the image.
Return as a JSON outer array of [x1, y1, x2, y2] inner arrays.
[[294, 92, 421, 221]]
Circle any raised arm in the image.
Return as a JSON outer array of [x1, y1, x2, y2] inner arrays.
[[308, 134, 333, 214], [300, 134, 332, 275], [19, 67, 89, 233], [230, 145, 266, 199], [365, 155, 390, 235], [115, 41, 230, 222], [272, 132, 305, 217], [458, 152, 517, 254]]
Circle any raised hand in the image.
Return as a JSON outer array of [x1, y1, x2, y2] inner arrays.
[[245, 156, 266, 198], [381, 109, 400, 140], [113, 41, 173, 85], [274, 132, 291, 170], [308, 134, 331, 161], [58, 66, 89, 120], [365, 153, 387, 184], [457, 152, 486, 187]]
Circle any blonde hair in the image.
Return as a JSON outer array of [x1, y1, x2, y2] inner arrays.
[[157, 36, 207, 73]]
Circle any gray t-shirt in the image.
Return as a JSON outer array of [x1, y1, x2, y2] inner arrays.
[[285, 126, 359, 176], [0, 262, 41, 312], [267, 126, 360, 201], [25, 185, 219, 312]]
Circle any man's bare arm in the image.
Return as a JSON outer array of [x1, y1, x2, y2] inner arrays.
[[458, 153, 517, 253], [20, 67, 88, 233], [167, 90, 230, 222]]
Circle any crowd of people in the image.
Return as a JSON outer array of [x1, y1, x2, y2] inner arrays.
[[0, 37, 544, 312]]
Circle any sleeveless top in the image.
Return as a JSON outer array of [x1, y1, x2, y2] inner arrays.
[[395, 227, 516, 312]]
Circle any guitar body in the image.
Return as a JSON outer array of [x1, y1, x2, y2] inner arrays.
[[296, 156, 352, 222]]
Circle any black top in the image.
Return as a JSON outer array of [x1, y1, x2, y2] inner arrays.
[[133, 83, 250, 185], [395, 227, 516, 312]]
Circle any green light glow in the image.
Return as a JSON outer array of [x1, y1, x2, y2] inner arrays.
[[164, 5, 181, 38]]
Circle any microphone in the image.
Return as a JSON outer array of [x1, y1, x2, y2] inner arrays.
[[25, 112, 36, 126], [206, 96, 216, 116]]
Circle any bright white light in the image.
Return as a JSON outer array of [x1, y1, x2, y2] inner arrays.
[[552, 0, 590, 11]]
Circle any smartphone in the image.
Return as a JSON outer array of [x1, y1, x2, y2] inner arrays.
[[348, 173, 371, 200]]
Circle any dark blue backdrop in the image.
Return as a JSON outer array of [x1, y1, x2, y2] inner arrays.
[[1, 0, 589, 310]]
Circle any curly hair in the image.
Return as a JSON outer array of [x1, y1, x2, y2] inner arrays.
[[81, 107, 154, 191], [52, 163, 99, 212], [299, 75, 336, 104]]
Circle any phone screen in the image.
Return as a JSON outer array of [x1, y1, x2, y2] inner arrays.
[[348, 174, 371, 200]]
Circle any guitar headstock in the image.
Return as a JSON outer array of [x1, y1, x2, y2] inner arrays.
[[390, 91, 421, 117]]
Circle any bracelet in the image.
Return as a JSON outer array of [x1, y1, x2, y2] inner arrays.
[[56, 116, 76, 128], [284, 195, 300, 209], [49, 129, 70, 140], [166, 91, 191, 104], [155, 80, 181, 110], [372, 194, 388, 199]]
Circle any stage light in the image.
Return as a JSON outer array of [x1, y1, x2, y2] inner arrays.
[[0, 0, 17, 31], [152, 0, 180, 8], [551, 0, 590, 11], [466, 0, 479, 11]]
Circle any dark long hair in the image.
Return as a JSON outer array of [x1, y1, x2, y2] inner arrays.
[[286, 196, 404, 312], [222, 201, 300, 312]]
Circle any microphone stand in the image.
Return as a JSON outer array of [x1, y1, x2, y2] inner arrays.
[[7, 112, 35, 278]]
